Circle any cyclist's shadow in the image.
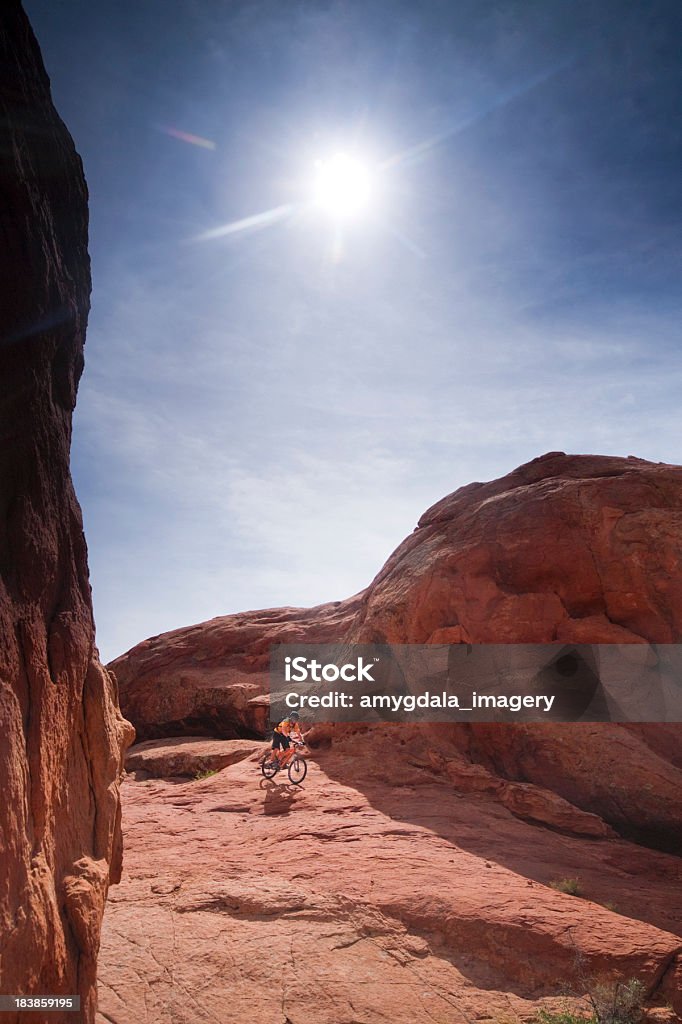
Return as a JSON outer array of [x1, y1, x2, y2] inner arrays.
[[260, 778, 302, 816]]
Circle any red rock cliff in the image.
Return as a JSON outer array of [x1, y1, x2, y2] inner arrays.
[[0, 6, 132, 1021], [111, 453, 682, 850]]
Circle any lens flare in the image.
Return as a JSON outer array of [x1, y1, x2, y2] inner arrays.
[[159, 125, 216, 150]]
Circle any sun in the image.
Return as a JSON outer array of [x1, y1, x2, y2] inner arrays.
[[312, 152, 372, 220]]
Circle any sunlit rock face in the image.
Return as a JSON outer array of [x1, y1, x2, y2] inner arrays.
[[347, 450, 682, 851], [112, 452, 682, 848], [104, 452, 682, 1021], [0, 6, 132, 1021], [352, 451, 682, 646]]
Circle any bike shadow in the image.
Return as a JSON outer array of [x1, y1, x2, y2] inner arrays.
[[259, 777, 303, 816]]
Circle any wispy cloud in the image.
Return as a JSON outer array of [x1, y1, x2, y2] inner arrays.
[[34, 0, 681, 660], [75, 276, 682, 662]]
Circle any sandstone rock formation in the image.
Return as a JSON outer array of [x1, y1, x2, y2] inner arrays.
[[109, 597, 363, 740], [106, 452, 682, 1020], [112, 453, 682, 724], [0, 6, 132, 1020], [353, 451, 682, 647], [125, 737, 261, 779], [111, 453, 682, 848]]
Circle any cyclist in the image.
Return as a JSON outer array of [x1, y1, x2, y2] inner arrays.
[[270, 710, 304, 768]]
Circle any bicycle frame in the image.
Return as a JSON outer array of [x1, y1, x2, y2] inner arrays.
[[277, 740, 304, 765], [262, 740, 308, 784]]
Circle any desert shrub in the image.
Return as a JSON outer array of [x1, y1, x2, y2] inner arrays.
[[534, 979, 645, 1024], [587, 979, 644, 1024], [549, 877, 582, 897], [194, 768, 218, 780], [535, 1011, 589, 1024]]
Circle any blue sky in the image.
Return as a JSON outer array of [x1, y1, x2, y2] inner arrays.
[[26, 0, 682, 662]]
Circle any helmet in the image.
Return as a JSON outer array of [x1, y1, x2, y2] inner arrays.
[[289, 711, 300, 721]]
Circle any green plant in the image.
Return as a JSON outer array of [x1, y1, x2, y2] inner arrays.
[[549, 877, 583, 897], [194, 768, 218, 780], [587, 979, 644, 1024], [535, 1011, 590, 1024], [533, 979, 645, 1024], [601, 901, 619, 914]]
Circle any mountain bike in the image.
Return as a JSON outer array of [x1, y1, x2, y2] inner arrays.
[[261, 740, 308, 785]]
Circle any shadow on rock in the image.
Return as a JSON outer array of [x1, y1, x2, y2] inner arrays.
[[260, 778, 303, 815]]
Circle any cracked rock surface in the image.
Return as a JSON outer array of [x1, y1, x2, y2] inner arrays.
[[98, 741, 681, 1023]]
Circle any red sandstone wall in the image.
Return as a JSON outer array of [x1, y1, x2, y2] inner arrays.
[[0, 6, 132, 1021]]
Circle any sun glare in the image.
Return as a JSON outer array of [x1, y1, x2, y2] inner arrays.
[[313, 153, 372, 219]]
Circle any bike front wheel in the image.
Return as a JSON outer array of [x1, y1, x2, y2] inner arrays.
[[288, 756, 307, 785]]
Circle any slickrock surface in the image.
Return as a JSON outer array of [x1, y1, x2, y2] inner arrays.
[[458, 720, 682, 852], [125, 738, 262, 779], [98, 739, 682, 1024], [0, 6, 132, 1021]]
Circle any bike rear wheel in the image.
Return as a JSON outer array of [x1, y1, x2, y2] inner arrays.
[[261, 758, 279, 779], [288, 756, 307, 785]]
